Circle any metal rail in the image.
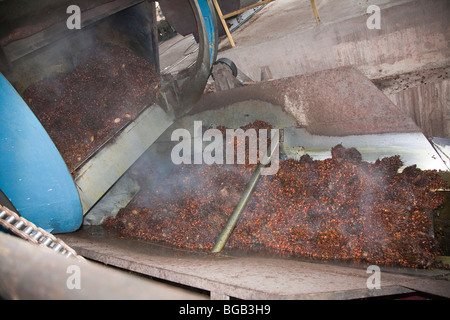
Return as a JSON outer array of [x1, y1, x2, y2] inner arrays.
[[211, 130, 280, 253], [211, 163, 264, 253]]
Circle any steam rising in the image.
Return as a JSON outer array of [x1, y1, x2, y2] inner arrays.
[[104, 131, 448, 268]]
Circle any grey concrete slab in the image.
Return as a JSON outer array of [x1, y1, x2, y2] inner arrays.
[[59, 228, 450, 299], [217, 0, 449, 81]]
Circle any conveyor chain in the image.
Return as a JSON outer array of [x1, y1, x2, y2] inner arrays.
[[0, 205, 83, 261]]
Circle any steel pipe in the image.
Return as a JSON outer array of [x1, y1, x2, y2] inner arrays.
[[211, 163, 264, 253], [211, 130, 280, 253]]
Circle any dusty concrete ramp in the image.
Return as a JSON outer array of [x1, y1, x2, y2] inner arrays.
[[191, 66, 446, 170], [218, 0, 450, 81], [194, 66, 420, 136]]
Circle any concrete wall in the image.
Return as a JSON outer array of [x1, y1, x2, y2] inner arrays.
[[387, 78, 450, 138], [218, 0, 450, 137], [219, 0, 449, 81]]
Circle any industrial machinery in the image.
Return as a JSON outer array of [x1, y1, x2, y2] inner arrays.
[[158, 0, 262, 40], [1, 0, 449, 300], [0, 0, 217, 231]]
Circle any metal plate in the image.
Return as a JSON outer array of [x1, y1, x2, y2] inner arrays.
[[59, 227, 450, 299]]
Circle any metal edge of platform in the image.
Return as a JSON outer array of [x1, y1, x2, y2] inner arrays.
[[74, 104, 174, 215], [0, 232, 207, 300], [59, 230, 450, 300]]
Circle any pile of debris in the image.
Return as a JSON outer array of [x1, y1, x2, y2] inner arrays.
[[103, 121, 448, 268]]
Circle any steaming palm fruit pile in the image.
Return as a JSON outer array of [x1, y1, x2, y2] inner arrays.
[[103, 121, 448, 268], [23, 44, 159, 172]]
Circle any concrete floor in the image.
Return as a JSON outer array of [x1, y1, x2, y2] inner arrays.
[[218, 0, 414, 50], [59, 226, 450, 300], [160, 0, 449, 78], [216, 0, 449, 80], [159, 0, 450, 138]]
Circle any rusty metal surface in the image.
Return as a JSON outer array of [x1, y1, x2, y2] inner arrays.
[[75, 0, 217, 214], [282, 128, 448, 171], [58, 227, 450, 299], [0, 0, 146, 63], [192, 66, 420, 136], [74, 105, 174, 214]]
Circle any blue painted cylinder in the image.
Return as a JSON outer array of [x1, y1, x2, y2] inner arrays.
[[197, 0, 218, 65], [0, 74, 82, 233]]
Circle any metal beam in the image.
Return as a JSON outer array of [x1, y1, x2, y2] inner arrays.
[[0, 232, 207, 300]]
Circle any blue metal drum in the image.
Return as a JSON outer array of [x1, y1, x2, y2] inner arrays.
[[197, 0, 219, 65], [0, 74, 82, 233]]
